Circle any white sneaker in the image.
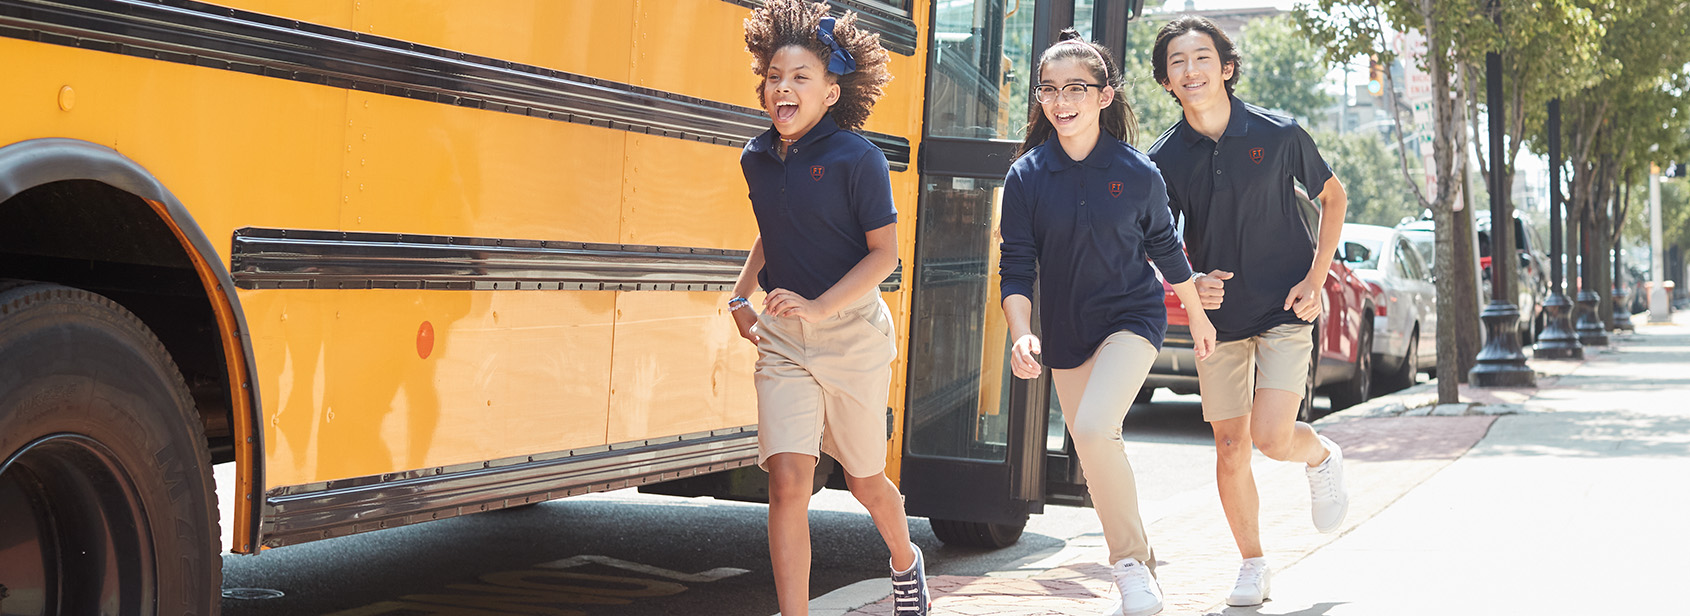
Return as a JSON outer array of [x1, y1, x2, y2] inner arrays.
[[1109, 558, 1163, 616], [1226, 557, 1271, 607], [1307, 434, 1349, 533]]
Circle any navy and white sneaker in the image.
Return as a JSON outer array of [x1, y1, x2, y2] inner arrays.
[[890, 543, 930, 615]]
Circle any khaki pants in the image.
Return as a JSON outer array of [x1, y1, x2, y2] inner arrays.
[[1050, 331, 1157, 569]]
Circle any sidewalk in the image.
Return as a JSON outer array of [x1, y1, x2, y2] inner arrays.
[[828, 311, 1690, 615]]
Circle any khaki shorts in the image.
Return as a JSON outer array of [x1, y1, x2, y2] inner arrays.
[[753, 292, 897, 478], [1195, 323, 1315, 422]]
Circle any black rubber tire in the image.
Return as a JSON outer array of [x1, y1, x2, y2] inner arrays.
[[929, 518, 1026, 549], [1299, 319, 1321, 421], [0, 284, 220, 616], [1377, 326, 1419, 393], [1329, 320, 1373, 410]]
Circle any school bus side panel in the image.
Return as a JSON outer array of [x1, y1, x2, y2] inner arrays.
[[613, 133, 760, 440]]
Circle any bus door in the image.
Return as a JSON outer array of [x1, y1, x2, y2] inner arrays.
[[900, 0, 1145, 547]]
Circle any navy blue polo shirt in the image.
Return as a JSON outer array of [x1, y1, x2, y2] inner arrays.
[[998, 133, 1194, 370], [742, 114, 897, 300], [1147, 96, 1335, 341]]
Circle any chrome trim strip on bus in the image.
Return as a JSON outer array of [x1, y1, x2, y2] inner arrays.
[[720, 0, 919, 55], [230, 227, 903, 292], [260, 427, 761, 548], [0, 138, 267, 554], [0, 0, 912, 171]]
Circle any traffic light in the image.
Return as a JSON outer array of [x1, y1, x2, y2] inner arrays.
[[1367, 56, 1384, 95]]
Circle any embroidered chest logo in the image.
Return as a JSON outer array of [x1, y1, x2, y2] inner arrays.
[[811, 165, 825, 181], [1108, 181, 1124, 198], [1249, 147, 1265, 164]]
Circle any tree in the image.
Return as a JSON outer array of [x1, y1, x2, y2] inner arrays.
[[1234, 15, 1337, 123], [1315, 130, 1422, 226], [1121, 19, 1185, 150], [1298, 0, 1490, 403], [1547, 0, 1690, 328]]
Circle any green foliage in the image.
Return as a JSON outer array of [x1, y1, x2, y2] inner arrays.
[[1546, 0, 1690, 169], [1233, 15, 1336, 123], [1314, 130, 1421, 225], [1119, 13, 1336, 149], [1120, 19, 1185, 150]]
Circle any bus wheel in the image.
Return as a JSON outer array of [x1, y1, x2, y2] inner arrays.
[[929, 518, 1025, 549], [0, 284, 219, 616]]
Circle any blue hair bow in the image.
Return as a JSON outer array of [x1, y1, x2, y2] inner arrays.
[[817, 16, 857, 75]]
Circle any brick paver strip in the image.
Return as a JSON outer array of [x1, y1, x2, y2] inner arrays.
[[844, 415, 1497, 615]]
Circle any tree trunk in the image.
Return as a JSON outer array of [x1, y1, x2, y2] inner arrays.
[[1449, 76, 1482, 382], [1593, 153, 1617, 329], [1451, 179, 1481, 380], [1421, 0, 1462, 404]]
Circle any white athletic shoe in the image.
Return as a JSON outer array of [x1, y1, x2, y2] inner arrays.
[[1109, 558, 1163, 616], [1226, 557, 1272, 607], [1307, 434, 1350, 533]]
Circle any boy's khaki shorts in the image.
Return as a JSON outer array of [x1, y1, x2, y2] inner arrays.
[[1195, 323, 1315, 422], [753, 292, 897, 478]]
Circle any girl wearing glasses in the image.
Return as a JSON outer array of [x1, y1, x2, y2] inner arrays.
[[998, 29, 1216, 616]]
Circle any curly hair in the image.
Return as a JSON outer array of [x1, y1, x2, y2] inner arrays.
[[744, 0, 893, 131]]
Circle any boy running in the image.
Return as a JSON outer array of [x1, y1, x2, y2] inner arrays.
[[1145, 15, 1350, 608]]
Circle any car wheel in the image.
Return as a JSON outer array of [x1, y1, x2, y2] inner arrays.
[[0, 284, 220, 616], [1378, 325, 1419, 393], [1329, 319, 1372, 410], [1299, 319, 1320, 421]]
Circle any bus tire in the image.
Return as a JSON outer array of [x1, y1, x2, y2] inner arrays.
[[929, 518, 1025, 549], [0, 284, 220, 616]]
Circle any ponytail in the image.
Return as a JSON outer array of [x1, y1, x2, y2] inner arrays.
[[1014, 30, 1138, 160]]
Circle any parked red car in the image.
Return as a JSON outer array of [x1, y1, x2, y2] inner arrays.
[[1141, 257, 1376, 416]]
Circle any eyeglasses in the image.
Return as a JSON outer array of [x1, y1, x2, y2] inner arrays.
[[1033, 83, 1105, 105]]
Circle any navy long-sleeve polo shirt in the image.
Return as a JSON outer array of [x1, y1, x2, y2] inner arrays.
[[742, 114, 898, 300], [999, 134, 1194, 370]]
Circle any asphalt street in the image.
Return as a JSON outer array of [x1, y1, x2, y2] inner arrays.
[[216, 392, 1328, 616]]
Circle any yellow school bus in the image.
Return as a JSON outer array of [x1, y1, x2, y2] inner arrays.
[[0, 0, 1147, 611]]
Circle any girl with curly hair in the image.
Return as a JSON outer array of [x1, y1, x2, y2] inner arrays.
[[727, 2, 922, 615], [999, 30, 1218, 616]]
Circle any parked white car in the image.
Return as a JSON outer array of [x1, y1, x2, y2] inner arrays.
[[1340, 224, 1438, 392]]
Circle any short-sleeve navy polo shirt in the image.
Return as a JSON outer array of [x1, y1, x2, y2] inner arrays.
[[742, 113, 898, 300], [1148, 96, 1335, 341], [998, 134, 1194, 370]]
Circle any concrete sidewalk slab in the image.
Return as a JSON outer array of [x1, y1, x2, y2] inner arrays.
[[1217, 314, 1690, 615], [823, 312, 1690, 616], [838, 416, 1497, 615]]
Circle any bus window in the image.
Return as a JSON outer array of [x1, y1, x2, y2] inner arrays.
[[925, 0, 1036, 140]]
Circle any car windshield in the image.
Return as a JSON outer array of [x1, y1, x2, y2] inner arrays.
[[1350, 237, 1384, 270], [1401, 231, 1434, 266]]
